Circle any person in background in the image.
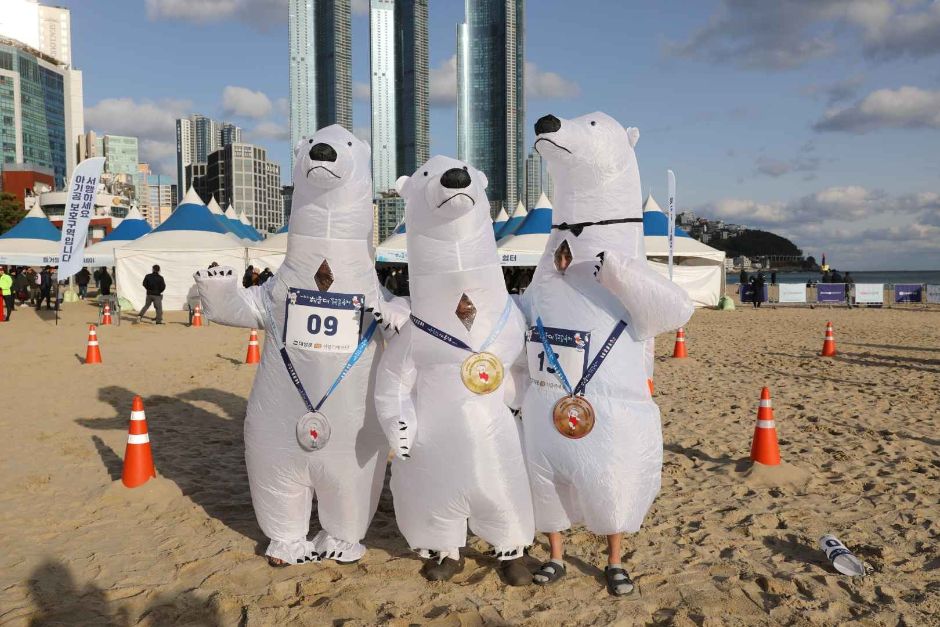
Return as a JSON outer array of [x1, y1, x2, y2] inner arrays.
[[831, 268, 843, 283], [242, 265, 255, 288], [208, 261, 219, 269], [137, 264, 166, 324], [13, 267, 29, 305], [258, 267, 273, 285], [844, 271, 854, 307], [384, 268, 399, 294], [99, 267, 113, 297], [37, 266, 55, 310], [28, 268, 41, 307], [76, 267, 91, 300], [93, 267, 102, 290], [251, 269, 260, 286], [770, 270, 777, 286], [754, 272, 765, 308], [739, 268, 748, 285], [0, 266, 13, 321]]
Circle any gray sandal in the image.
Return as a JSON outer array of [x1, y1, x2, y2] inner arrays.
[[533, 560, 566, 585], [605, 566, 635, 596]]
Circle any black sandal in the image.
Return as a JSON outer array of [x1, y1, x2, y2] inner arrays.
[[605, 566, 635, 596], [532, 560, 566, 585]]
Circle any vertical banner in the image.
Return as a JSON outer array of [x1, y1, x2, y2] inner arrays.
[[667, 169, 676, 281], [57, 157, 106, 278]]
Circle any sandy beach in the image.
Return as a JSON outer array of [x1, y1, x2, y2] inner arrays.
[[0, 299, 937, 626]]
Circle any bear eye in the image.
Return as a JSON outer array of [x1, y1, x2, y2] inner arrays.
[[590, 121, 596, 126], [347, 141, 352, 146], [423, 171, 428, 176]]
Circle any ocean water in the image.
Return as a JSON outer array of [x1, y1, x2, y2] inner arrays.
[[727, 270, 940, 286]]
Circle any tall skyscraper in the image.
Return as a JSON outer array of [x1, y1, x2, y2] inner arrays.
[[0, 1, 71, 66], [289, 0, 353, 172], [457, 0, 525, 215], [369, 0, 429, 195], [196, 143, 284, 234], [175, 114, 242, 203]]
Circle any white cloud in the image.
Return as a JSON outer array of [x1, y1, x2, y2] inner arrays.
[[525, 62, 581, 99], [353, 81, 370, 101], [802, 74, 865, 104], [248, 120, 290, 142], [814, 86, 940, 133], [754, 154, 821, 179], [429, 55, 458, 107], [145, 0, 287, 30], [222, 86, 272, 119]]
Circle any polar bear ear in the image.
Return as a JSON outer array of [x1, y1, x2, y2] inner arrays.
[[395, 175, 410, 194], [626, 127, 640, 148], [294, 138, 309, 159]]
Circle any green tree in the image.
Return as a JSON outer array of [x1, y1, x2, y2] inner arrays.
[[0, 192, 26, 236]]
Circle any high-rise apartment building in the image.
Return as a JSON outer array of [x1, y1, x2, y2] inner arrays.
[[0, 1, 71, 66], [369, 0, 429, 196], [457, 0, 525, 215], [194, 142, 284, 234], [288, 0, 352, 172], [77, 132, 138, 177], [524, 149, 552, 210], [147, 174, 177, 227], [175, 114, 242, 203], [0, 36, 83, 188], [375, 191, 405, 244]]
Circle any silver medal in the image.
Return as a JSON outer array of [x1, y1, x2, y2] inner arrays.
[[296, 411, 331, 451]]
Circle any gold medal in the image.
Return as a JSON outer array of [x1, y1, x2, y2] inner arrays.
[[460, 351, 504, 395], [552, 395, 595, 439]]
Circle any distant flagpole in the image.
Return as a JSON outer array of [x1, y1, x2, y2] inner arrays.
[[667, 169, 676, 281]]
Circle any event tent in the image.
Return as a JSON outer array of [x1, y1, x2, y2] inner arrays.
[[83, 206, 152, 266], [492, 207, 510, 237], [115, 188, 246, 310], [498, 193, 553, 266], [375, 221, 408, 263], [223, 203, 257, 241], [206, 195, 247, 242], [641, 194, 725, 307], [0, 205, 61, 265], [498, 201, 527, 240], [238, 208, 263, 241]]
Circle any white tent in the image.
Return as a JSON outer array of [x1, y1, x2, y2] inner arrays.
[[238, 208, 263, 241], [246, 232, 288, 271], [0, 205, 61, 265], [116, 188, 246, 310], [375, 222, 408, 263], [492, 206, 510, 238], [498, 201, 528, 240], [642, 194, 725, 307], [83, 206, 152, 266], [498, 193, 553, 266]]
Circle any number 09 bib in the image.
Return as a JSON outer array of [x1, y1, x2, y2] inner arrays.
[[284, 288, 364, 354]]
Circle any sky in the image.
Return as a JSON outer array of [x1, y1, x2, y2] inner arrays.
[[61, 0, 940, 270]]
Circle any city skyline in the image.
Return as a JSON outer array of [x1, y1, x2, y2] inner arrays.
[[8, 0, 940, 269]]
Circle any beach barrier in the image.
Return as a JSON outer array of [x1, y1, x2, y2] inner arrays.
[[671, 328, 688, 358], [100, 303, 113, 325], [820, 321, 836, 357], [245, 329, 261, 364], [191, 304, 204, 327], [122, 395, 156, 488], [894, 284, 923, 304], [854, 284, 883, 306], [777, 283, 807, 304], [816, 284, 845, 305], [739, 284, 768, 304], [750, 387, 781, 466], [928, 285, 940, 304], [84, 324, 102, 364]]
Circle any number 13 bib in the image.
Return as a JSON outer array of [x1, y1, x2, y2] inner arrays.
[[283, 288, 364, 353], [526, 325, 591, 392]]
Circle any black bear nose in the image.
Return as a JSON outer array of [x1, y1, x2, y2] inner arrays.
[[309, 142, 337, 162], [441, 167, 471, 189], [535, 114, 561, 135]]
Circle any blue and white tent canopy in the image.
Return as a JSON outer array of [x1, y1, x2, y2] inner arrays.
[[498, 201, 528, 240], [84, 206, 152, 266], [492, 207, 510, 237], [115, 187, 246, 311], [498, 193, 553, 266], [237, 208, 263, 241], [0, 204, 62, 265], [207, 195, 248, 241], [223, 203, 256, 241], [376, 220, 408, 263]]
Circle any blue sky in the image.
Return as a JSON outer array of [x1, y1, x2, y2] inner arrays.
[[65, 0, 940, 269]]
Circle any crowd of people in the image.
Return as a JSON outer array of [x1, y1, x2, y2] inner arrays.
[[738, 268, 857, 307]]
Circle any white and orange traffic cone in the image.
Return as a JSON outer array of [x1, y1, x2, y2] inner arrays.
[[671, 328, 688, 359], [647, 379, 655, 395], [101, 303, 113, 325], [245, 329, 261, 364], [85, 324, 102, 364], [750, 387, 781, 466], [122, 395, 156, 488], [820, 321, 836, 357], [191, 304, 204, 327]]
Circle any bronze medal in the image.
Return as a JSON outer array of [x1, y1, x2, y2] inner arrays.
[[460, 351, 504, 395], [552, 395, 595, 439]]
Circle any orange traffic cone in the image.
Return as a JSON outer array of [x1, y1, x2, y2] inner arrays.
[[191, 304, 203, 327], [101, 303, 113, 325], [85, 324, 102, 364], [647, 378, 655, 395], [750, 387, 781, 466], [671, 328, 688, 358], [122, 395, 156, 488], [245, 329, 261, 364], [820, 321, 836, 357]]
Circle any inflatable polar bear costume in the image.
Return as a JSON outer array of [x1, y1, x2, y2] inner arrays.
[[515, 112, 694, 535], [374, 156, 535, 564], [194, 125, 406, 565]]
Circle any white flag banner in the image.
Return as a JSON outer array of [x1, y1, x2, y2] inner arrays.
[[57, 157, 105, 278], [667, 169, 676, 281]]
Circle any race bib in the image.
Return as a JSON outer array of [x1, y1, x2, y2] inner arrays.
[[526, 325, 590, 392], [284, 288, 364, 353]]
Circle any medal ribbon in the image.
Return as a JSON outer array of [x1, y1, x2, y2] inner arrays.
[[535, 316, 627, 397], [410, 297, 513, 354], [262, 288, 378, 414]]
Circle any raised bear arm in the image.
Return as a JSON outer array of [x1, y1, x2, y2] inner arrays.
[[595, 251, 694, 340], [193, 266, 264, 329], [373, 322, 418, 460]]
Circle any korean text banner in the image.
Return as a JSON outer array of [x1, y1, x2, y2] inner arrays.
[[57, 157, 105, 277], [816, 284, 846, 303], [854, 283, 884, 304], [777, 283, 806, 303]]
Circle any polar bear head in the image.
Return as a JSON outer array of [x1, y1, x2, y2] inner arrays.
[[533, 111, 644, 265], [396, 155, 497, 275], [289, 125, 372, 240]]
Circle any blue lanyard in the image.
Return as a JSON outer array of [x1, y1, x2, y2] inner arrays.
[[535, 316, 627, 397], [410, 297, 513, 354], [263, 289, 378, 414]]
